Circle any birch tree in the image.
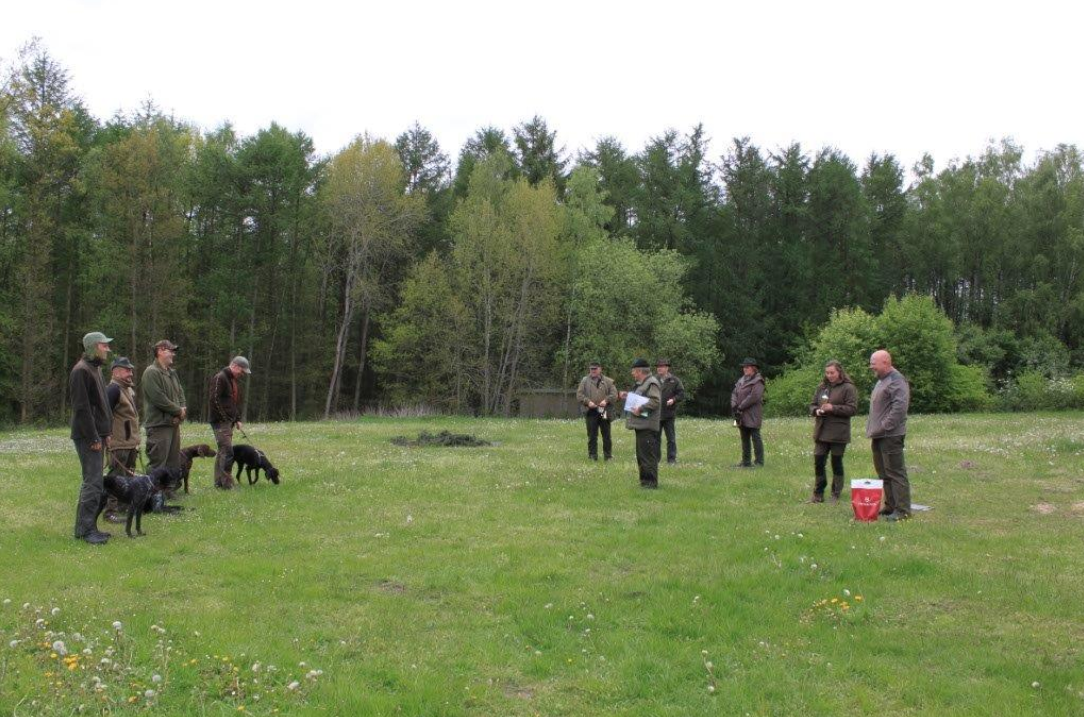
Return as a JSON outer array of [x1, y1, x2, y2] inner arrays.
[[318, 136, 422, 418]]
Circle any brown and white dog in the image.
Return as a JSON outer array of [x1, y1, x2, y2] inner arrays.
[[179, 443, 216, 493]]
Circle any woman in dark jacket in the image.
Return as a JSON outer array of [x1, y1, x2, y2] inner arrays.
[[730, 358, 766, 467], [807, 360, 858, 503]]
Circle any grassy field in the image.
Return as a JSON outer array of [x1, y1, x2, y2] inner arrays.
[[1, 414, 1083, 715]]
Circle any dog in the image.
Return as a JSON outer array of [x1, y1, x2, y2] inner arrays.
[[98, 467, 182, 537], [232, 444, 280, 485], [179, 443, 216, 493]]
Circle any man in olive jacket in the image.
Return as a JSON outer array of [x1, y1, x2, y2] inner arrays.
[[655, 358, 685, 465], [620, 358, 662, 488], [730, 358, 766, 467], [70, 331, 114, 544], [209, 356, 251, 489], [142, 339, 186, 471], [866, 350, 911, 521], [104, 356, 140, 522], [575, 362, 619, 461]]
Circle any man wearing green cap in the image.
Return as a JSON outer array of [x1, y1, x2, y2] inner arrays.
[[208, 356, 251, 489], [142, 340, 187, 472], [102, 356, 140, 522], [70, 331, 114, 544]]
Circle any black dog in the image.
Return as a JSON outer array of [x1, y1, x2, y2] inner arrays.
[[98, 467, 181, 537], [179, 443, 216, 493], [232, 444, 280, 485]]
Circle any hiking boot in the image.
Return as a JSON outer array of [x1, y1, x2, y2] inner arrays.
[[878, 507, 894, 516], [81, 531, 109, 545], [883, 511, 910, 522]]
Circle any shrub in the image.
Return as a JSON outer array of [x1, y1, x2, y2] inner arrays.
[[764, 366, 822, 417], [1000, 370, 1084, 411], [944, 364, 995, 412], [878, 295, 958, 413]]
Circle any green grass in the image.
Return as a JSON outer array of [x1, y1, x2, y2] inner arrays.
[[2, 414, 1084, 715]]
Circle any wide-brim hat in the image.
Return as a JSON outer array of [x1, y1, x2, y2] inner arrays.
[[631, 358, 650, 369], [740, 357, 759, 367]]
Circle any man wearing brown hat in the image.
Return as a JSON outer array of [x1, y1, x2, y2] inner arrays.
[[103, 356, 141, 522], [70, 331, 114, 544], [619, 358, 662, 488], [209, 356, 251, 489], [655, 359, 685, 465], [142, 340, 186, 472], [576, 361, 619, 461], [730, 358, 765, 468]]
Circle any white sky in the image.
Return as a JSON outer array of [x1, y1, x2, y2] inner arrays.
[[3, 0, 1081, 174]]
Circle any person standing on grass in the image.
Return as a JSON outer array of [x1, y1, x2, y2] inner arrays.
[[619, 358, 662, 488], [866, 349, 911, 521], [142, 340, 186, 472], [806, 360, 858, 504], [209, 356, 251, 489], [103, 356, 141, 523], [730, 358, 765, 468], [576, 361, 619, 461], [70, 331, 114, 545], [655, 358, 685, 465]]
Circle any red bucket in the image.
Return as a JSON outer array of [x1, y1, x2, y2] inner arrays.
[[851, 479, 883, 522]]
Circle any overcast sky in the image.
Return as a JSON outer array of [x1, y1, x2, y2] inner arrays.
[[3, 0, 1081, 174]]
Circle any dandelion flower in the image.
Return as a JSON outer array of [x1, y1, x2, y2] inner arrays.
[[286, 681, 300, 691], [51, 607, 60, 616], [144, 690, 156, 698], [152, 674, 162, 684], [112, 621, 122, 631], [52, 640, 67, 656]]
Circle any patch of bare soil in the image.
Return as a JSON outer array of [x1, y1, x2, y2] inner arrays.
[[1033, 503, 1057, 515]]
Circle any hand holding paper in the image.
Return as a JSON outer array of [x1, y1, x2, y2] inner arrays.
[[624, 392, 649, 414]]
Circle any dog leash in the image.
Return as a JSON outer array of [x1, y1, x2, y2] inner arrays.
[[109, 452, 137, 477]]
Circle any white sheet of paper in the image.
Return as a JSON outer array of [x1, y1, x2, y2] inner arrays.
[[624, 392, 649, 412]]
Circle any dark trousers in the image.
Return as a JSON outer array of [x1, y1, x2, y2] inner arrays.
[[872, 435, 910, 515], [635, 429, 660, 487], [73, 439, 105, 538], [585, 411, 613, 459], [105, 447, 138, 513], [813, 452, 845, 497], [660, 417, 677, 463], [212, 423, 236, 488], [739, 426, 764, 466], [146, 424, 181, 470]]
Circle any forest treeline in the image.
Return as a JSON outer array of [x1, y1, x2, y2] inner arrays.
[[2, 44, 1083, 424]]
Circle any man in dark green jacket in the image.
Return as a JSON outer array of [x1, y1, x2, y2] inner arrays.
[[655, 358, 685, 465], [142, 339, 186, 471], [620, 358, 662, 489], [70, 331, 114, 545]]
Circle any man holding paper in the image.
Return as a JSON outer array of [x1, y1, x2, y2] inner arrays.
[[619, 358, 662, 489]]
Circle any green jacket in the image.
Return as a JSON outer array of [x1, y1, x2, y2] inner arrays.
[[142, 362, 187, 428], [625, 375, 661, 431]]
